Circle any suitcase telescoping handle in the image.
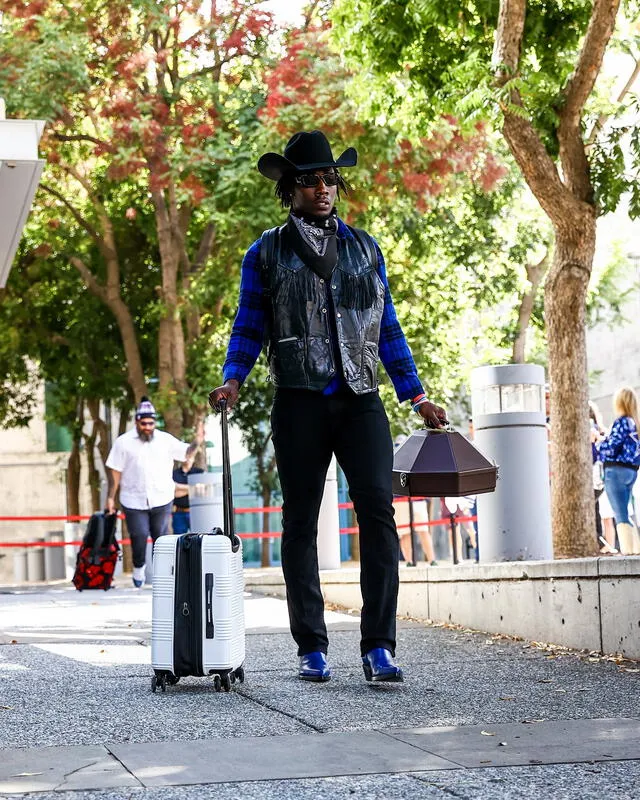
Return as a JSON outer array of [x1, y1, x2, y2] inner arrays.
[[218, 398, 236, 541]]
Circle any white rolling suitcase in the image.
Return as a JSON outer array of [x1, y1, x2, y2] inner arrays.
[[151, 401, 245, 692]]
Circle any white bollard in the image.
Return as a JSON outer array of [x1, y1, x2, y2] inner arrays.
[[44, 531, 66, 580], [26, 539, 45, 582], [317, 456, 341, 570], [13, 550, 27, 583], [64, 522, 80, 580]]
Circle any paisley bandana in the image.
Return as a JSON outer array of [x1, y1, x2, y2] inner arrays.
[[287, 210, 338, 280]]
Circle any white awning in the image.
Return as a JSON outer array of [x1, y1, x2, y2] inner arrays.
[[0, 118, 46, 288]]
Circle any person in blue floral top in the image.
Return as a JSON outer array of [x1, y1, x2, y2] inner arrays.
[[596, 387, 640, 554]]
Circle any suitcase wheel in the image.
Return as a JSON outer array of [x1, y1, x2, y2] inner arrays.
[[222, 673, 231, 692], [213, 675, 222, 692], [152, 671, 176, 693], [235, 666, 245, 684]]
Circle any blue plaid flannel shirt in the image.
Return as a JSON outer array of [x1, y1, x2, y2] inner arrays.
[[597, 416, 640, 466], [223, 219, 424, 403]]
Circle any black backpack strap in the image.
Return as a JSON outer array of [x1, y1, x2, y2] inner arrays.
[[259, 226, 281, 348], [90, 513, 105, 563], [349, 226, 378, 272], [259, 226, 280, 295]]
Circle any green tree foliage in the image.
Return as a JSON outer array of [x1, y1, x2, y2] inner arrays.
[[0, 0, 279, 435], [331, 0, 639, 557], [257, 22, 550, 432]]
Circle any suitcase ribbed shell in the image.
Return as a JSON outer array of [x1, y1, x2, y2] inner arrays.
[[151, 533, 245, 674]]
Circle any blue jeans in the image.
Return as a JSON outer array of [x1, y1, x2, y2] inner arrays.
[[122, 502, 172, 567], [603, 465, 638, 526], [172, 510, 190, 535]]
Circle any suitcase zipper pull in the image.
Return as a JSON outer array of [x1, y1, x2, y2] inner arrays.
[[182, 602, 190, 617]]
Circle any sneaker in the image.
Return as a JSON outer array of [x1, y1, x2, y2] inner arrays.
[[598, 536, 618, 554], [132, 565, 146, 588]]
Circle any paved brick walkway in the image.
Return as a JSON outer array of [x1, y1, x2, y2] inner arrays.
[[1, 584, 639, 798]]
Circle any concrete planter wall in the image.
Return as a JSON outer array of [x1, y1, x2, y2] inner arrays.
[[245, 557, 640, 659]]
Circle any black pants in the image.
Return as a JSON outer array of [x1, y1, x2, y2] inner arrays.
[[122, 502, 172, 567], [271, 388, 399, 657]]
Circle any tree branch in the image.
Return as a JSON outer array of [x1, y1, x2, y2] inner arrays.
[[192, 223, 215, 275], [40, 184, 104, 247], [501, 113, 584, 227], [70, 256, 106, 301], [586, 54, 640, 147], [303, 0, 322, 30], [51, 132, 110, 147], [557, 0, 621, 199], [492, 0, 526, 77], [512, 250, 548, 363], [562, 0, 621, 127], [492, 0, 584, 225]]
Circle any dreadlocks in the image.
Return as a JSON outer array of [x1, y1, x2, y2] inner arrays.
[[275, 170, 350, 209]]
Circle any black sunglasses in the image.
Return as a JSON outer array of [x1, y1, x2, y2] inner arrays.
[[294, 171, 340, 188]]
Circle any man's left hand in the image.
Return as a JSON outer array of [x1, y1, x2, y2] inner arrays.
[[417, 401, 448, 428]]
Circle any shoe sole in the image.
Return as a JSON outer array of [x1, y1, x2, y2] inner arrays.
[[370, 674, 404, 683], [363, 665, 404, 683], [299, 674, 331, 682]]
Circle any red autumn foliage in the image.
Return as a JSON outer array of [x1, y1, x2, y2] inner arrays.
[[4, 0, 47, 18], [181, 174, 208, 204], [260, 27, 507, 208]]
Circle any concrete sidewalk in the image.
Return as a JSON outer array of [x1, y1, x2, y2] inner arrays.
[[0, 582, 639, 799]]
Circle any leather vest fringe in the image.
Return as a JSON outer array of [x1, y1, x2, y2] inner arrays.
[[260, 224, 385, 394]]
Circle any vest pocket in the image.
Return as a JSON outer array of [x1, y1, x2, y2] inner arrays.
[[272, 337, 306, 383], [361, 341, 379, 390]]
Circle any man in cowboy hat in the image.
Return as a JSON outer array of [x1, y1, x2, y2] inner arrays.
[[209, 130, 447, 682], [106, 397, 204, 587]]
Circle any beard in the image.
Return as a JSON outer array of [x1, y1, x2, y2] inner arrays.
[[137, 428, 154, 442]]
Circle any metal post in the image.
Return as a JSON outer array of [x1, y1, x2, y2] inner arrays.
[[407, 496, 417, 567], [104, 400, 112, 452], [450, 513, 459, 565]]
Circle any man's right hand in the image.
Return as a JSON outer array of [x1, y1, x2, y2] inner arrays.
[[106, 497, 116, 515], [208, 380, 240, 412]]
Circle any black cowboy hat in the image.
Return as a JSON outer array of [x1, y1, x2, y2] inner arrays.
[[257, 130, 357, 181]]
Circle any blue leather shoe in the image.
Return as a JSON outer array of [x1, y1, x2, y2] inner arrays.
[[362, 648, 404, 683], [299, 651, 331, 682], [132, 577, 144, 588]]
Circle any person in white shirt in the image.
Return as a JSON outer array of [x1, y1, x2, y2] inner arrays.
[[105, 397, 204, 587]]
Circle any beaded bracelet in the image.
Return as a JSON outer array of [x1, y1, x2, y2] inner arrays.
[[411, 395, 430, 414]]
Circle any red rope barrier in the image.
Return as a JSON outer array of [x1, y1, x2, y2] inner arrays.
[[0, 505, 477, 547]]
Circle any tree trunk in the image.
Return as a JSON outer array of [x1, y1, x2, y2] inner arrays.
[[512, 252, 548, 363], [67, 434, 82, 518], [86, 398, 109, 510], [153, 188, 189, 437], [158, 312, 187, 436], [544, 214, 597, 557], [70, 256, 147, 403], [107, 292, 148, 402], [260, 485, 271, 568], [118, 402, 132, 436], [85, 423, 101, 511]]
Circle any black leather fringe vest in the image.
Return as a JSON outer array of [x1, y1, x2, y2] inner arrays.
[[260, 224, 385, 394]]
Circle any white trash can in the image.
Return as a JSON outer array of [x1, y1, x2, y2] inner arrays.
[[188, 472, 224, 534]]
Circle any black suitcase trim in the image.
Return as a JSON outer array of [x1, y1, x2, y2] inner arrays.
[[173, 534, 205, 677]]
